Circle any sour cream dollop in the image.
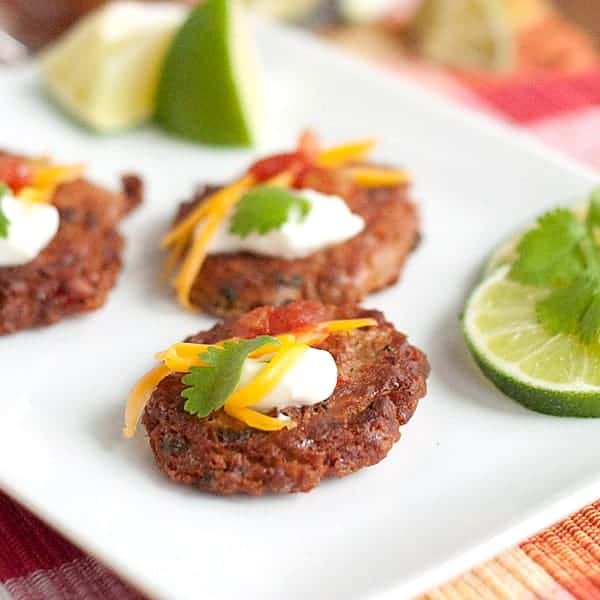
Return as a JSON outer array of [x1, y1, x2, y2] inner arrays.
[[208, 189, 365, 259], [236, 347, 338, 414], [0, 192, 59, 267]]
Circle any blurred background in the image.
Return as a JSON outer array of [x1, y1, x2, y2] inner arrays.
[[2, 0, 600, 164], [1, 0, 598, 69]]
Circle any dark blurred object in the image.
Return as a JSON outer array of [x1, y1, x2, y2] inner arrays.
[[1, 0, 105, 50], [555, 0, 600, 39]]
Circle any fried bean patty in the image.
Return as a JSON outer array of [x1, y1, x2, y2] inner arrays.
[[174, 169, 419, 316], [143, 301, 429, 495], [0, 170, 142, 335]]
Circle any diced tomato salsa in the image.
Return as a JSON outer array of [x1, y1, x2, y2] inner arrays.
[[0, 157, 32, 192]]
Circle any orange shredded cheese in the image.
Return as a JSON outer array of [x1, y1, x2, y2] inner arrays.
[[349, 167, 411, 188], [161, 175, 255, 309], [156, 342, 210, 372], [320, 318, 377, 332], [225, 343, 308, 409], [124, 318, 378, 436], [17, 162, 84, 204], [123, 364, 172, 438], [318, 139, 377, 168], [161, 175, 255, 249], [16, 187, 51, 203], [224, 405, 293, 432], [174, 211, 225, 310], [32, 164, 84, 188]]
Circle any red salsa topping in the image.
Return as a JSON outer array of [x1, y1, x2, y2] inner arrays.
[[0, 157, 32, 192]]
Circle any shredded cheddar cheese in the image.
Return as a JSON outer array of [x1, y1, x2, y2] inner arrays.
[[224, 405, 293, 432], [318, 318, 377, 332], [161, 175, 255, 309], [226, 343, 308, 409], [349, 167, 411, 188], [32, 164, 84, 189], [123, 364, 172, 439], [318, 139, 377, 168], [124, 318, 377, 436], [174, 210, 226, 310], [17, 162, 84, 204], [161, 175, 255, 249]]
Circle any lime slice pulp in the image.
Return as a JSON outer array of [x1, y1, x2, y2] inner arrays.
[[155, 0, 263, 147], [463, 266, 600, 417], [40, 1, 187, 132]]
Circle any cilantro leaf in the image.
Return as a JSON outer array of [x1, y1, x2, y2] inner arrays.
[[510, 209, 586, 287], [0, 184, 9, 240], [229, 186, 311, 238], [181, 336, 278, 418], [536, 275, 598, 338]]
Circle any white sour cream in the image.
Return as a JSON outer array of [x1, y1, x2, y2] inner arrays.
[[0, 192, 60, 267], [208, 189, 365, 259], [236, 347, 338, 414]]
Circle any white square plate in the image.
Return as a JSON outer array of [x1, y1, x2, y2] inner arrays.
[[1, 22, 599, 600]]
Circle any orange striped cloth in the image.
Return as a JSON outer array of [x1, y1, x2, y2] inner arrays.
[[421, 502, 600, 599]]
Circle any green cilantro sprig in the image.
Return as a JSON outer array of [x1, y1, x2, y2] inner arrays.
[[181, 336, 278, 418], [229, 186, 311, 238], [0, 184, 9, 239], [509, 189, 600, 344]]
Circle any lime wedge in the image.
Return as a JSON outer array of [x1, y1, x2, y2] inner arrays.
[[40, 1, 187, 132], [463, 266, 600, 417], [412, 0, 516, 71], [155, 0, 263, 147], [249, 0, 320, 20]]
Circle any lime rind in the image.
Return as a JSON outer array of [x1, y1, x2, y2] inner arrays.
[[463, 267, 600, 417], [155, 0, 262, 147]]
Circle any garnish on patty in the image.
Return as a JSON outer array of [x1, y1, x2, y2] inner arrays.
[[229, 186, 311, 238], [510, 190, 600, 344], [182, 336, 278, 418], [0, 155, 83, 205], [0, 157, 84, 255], [161, 132, 410, 309], [123, 317, 377, 437]]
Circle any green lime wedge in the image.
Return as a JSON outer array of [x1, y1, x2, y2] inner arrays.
[[463, 266, 600, 417], [412, 0, 516, 72], [155, 0, 263, 146], [40, 2, 187, 132]]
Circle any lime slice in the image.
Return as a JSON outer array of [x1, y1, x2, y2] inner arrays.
[[40, 1, 187, 132], [155, 0, 263, 147], [464, 266, 600, 417], [412, 0, 516, 71], [248, 0, 319, 20]]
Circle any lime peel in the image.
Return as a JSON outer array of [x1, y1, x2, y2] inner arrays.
[[155, 0, 263, 147], [464, 266, 600, 417]]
